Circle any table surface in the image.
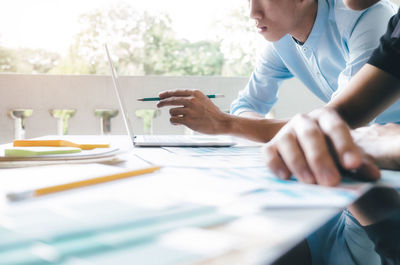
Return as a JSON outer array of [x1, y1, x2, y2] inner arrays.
[[0, 135, 361, 265]]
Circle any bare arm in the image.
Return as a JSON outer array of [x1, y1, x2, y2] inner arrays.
[[328, 64, 400, 128], [157, 89, 287, 142], [229, 111, 287, 142]]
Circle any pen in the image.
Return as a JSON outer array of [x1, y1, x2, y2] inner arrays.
[[7, 166, 161, 201], [137, 94, 224, 101]]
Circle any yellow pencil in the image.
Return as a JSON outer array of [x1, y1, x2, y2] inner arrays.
[[7, 166, 161, 201]]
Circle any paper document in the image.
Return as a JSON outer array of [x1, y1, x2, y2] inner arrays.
[[135, 148, 265, 168], [5, 147, 81, 157]]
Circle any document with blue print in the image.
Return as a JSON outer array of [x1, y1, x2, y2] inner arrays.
[[0, 162, 372, 265], [135, 146, 265, 168], [162, 146, 262, 156]]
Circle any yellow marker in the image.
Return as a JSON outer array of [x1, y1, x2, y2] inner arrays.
[[13, 140, 110, 150], [7, 166, 161, 201]]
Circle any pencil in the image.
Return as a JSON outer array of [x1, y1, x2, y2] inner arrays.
[[137, 94, 224, 101], [7, 165, 161, 201]]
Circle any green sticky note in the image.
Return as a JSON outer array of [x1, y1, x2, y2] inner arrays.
[[5, 147, 81, 157]]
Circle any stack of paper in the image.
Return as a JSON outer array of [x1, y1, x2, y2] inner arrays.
[[0, 139, 121, 168]]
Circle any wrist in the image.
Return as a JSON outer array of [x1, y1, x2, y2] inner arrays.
[[215, 112, 235, 135]]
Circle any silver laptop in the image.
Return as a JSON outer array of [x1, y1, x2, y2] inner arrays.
[[105, 44, 236, 147]]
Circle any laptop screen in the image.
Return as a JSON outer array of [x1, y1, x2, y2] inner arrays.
[[105, 44, 136, 146]]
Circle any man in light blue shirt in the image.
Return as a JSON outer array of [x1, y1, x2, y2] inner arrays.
[[157, 0, 397, 143], [231, 0, 398, 125]]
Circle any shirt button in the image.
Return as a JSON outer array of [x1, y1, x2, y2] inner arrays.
[[303, 47, 307, 52]]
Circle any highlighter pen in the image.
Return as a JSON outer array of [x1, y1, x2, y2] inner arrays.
[[137, 94, 224, 101]]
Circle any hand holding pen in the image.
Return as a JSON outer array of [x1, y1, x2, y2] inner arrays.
[[152, 89, 231, 135], [137, 94, 224, 101]]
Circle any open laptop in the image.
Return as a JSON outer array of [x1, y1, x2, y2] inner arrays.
[[105, 44, 236, 147]]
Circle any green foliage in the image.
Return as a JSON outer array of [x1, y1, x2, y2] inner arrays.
[[49, 45, 92, 74], [143, 40, 224, 76], [51, 109, 76, 135], [0, 47, 60, 74], [213, 4, 262, 77], [0, 46, 17, 72], [135, 109, 160, 134], [57, 5, 225, 76], [0, 2, 258, 77]]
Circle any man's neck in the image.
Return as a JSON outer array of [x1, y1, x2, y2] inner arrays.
[[291, 1, 318, 44]]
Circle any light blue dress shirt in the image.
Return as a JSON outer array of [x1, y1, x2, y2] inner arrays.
[[230, 0, 399, 124], [307, 210, 382, 265]]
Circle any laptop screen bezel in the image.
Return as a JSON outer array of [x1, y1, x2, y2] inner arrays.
[[105, 44, 137, 147]]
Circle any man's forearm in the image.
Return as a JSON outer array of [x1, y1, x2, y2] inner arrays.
[[328, 64, 400, 128], [221, 111, 287, 142]]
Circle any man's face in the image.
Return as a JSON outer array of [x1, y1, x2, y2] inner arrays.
[[249, 0, 301, 42], [343, 0, 380, 10]]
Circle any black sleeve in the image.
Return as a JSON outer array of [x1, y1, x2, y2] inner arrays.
[[368, 8, 400, 79], [363, 210, 400, 265]]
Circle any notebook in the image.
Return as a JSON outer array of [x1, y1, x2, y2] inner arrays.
[[105, 45, 236, 147]]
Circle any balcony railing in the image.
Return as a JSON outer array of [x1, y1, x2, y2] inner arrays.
[[0, 74, 323, 144]]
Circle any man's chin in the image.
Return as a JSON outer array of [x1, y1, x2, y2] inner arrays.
[[262, 34, 285, 43]]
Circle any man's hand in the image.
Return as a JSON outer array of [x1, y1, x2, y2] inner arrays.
[[262, 108, 381, 186], [156, 89, 231, 135], [352, 123, 400, 170]]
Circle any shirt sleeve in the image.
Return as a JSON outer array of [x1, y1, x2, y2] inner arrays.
[[368, 8, 400, 79], [230, 43, 293, 116], [335, 3, 396, 96]]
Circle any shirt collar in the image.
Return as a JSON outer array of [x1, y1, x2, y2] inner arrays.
[[302, 0, 329, 48]]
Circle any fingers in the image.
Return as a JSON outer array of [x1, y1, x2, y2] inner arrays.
[[157, 96, 192, 108], [263, 112, 356, 186], [291, 114, 341, 186], [318, 109, 380, 181], [170, 115, 185, 125], [157, 97, 192, 108], [158, 89, 207, 100], [263, 109, 381, 186], [349, 154, 381, 181], [169, 107, 186, 125], [314, 109, 363, 170], [169, 107, 186, 117], [158, 89, 196, 98], [273, 127, 317, 184], [263, 143, 291, 180], [157, 89, 208, 108]]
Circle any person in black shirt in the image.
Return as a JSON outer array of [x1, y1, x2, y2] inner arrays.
[[368, 6, 400, 78], [332, 2, 400, 128]]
